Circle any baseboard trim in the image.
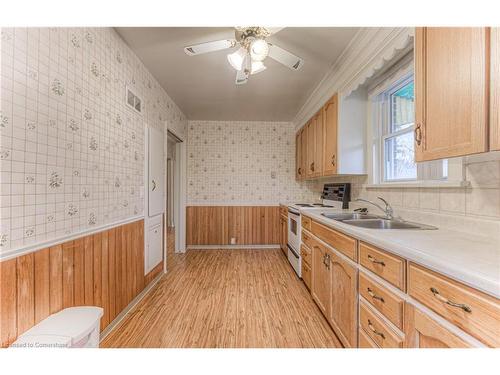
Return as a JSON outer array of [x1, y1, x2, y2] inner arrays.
[[187, 244, 279, 250], [100, 271, 164, 344]]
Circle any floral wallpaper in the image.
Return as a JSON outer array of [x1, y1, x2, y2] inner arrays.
[[0, 27, 186, 253], [187, 121, 317, 205]]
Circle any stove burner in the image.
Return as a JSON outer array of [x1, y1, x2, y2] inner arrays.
[[295, 203, 314, 207]]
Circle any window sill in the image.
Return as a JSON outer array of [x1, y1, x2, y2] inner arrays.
[[366, 180, 470, 189]]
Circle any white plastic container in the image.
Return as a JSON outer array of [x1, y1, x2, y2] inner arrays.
[[11, 306, 103, 348]]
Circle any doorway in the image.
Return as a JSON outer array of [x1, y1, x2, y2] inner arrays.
[[165, 130, 185, 268]]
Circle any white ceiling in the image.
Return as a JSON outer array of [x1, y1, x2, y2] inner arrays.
[[116, 27, 359, 121]]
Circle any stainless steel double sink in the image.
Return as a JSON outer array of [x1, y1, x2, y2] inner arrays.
[[321, 213, 437, 230]]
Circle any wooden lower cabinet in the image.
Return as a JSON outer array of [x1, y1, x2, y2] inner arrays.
[[359, 328, 379, 348], [359, 300, 403, 348], [328, 250, 358, 348], [404, 303, 472, 348], [302, 261, 311, 290], [279, 214, 288, 255], [311, 240, 331, 316], [408, 262, 500, 347]]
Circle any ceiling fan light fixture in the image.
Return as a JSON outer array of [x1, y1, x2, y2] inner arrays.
[[250, 39, 269, 61], [251, 61, 266, 75], [227, 47, 247, 71]]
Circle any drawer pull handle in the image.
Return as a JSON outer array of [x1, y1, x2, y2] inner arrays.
[[430, 288, 472, 313], [367, 319, 385, 339], [367, 254, 385, 266], [367, 287, 385, 303]]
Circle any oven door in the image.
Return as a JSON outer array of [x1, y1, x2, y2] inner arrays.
[[287, 209, 300, 248]]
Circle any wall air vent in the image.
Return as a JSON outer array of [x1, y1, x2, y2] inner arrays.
[[126, 86, 143, 114]]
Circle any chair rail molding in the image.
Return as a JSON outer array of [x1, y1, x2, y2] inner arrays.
[[293, 27, 415, 130]]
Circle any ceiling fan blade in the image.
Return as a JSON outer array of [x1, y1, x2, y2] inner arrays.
[[184, 39, 236, 56], [235, 54, 250, 84], [268, 43, 304, 71]]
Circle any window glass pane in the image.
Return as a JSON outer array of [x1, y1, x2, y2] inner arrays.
[[384, 131, 417, 180], [390, 81, 414, 132]]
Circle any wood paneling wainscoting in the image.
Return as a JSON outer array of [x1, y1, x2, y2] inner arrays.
[[0, 219, 161, 348], [186, 206, 280, 246]]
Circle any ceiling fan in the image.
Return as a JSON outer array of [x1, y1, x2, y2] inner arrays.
[[183, 27, 304, 85]]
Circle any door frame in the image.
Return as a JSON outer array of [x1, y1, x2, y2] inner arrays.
[[165, 128, 187, 263]]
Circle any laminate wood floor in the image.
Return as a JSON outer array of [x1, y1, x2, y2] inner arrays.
[[101, 246, 341, 348]]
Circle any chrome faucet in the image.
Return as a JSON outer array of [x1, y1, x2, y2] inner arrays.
[[355, 197, 395, 220]]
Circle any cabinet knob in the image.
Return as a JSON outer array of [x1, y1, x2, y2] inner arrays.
[[415, 123, 422, 146], [331, 154, 336, 166], [310, 162, 315, 172], [298, 167, 302, 175]]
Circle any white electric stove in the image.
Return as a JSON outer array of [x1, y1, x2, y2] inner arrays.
[[286, 183, 351, 277]]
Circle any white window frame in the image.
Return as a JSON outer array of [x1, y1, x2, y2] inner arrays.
[[367, 63, 467, 188], [381, 74, 417, 182]]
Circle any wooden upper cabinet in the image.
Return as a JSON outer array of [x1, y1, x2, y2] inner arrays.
[[328, 250, 357, 348], [405, 304, 472, 348], [295, 130, 303, 180], [322, 94, 338, 176], [311, 240, 331, 316], [415, 27, 489, 161], [313, 110, 324, 177], [306, 119, 316, 178], [491, 27, 500, 151]]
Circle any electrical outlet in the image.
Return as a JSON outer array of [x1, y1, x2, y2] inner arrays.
[[230, 237, 236, 245]]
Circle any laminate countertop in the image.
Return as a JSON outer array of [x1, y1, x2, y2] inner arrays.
[[299, 208, 500, 299]]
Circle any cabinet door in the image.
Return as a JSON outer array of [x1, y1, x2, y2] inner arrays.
[[300, 127, 307, 180], [491, 27, 500, 151], [295, 131, 303, 180], [306, 119, 316, 178], [279, 216, 287, 254], [322, 94, 338, 176], [404, 304, 472, 348], [314, 110, 324, 177], [329, 251, 358, 347], [415, 27, 489, 161], [311, 241, 331, 316]]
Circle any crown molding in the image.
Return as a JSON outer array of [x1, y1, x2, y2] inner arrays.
[[293, 27, 414, 130]]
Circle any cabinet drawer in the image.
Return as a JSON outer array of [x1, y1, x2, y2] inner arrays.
[[301, 215, 312, 231], [408, 263, 500, 347], [311, 221, 357, 261], [302, 261, 311, 290], [359, 242, 405, 290], [301, 230, 312, 249], [358, 328, 379, 348], [359, 272, 404, 330], [300, 244, 312, 267], [359, 300, 403, 348]]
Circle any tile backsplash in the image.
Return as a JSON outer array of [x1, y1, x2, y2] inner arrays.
[[0, 27, 186, 253], [187, 120, 316, 205]]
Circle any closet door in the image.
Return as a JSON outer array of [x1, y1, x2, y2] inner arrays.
[[415, 27, 489, 161], [148, 127, 165, 217]]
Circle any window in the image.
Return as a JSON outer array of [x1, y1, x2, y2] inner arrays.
[[371, 72, 447, 184]]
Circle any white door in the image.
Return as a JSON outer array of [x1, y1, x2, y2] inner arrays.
[[148, 127, 164, 217]]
